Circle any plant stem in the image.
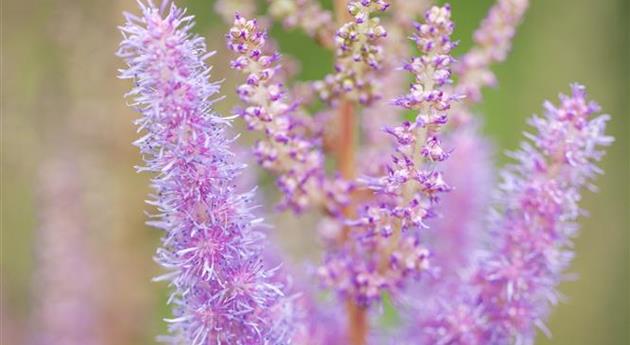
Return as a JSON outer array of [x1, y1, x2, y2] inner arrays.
[[333, 1, 367, 344], [339, 99, 368, 345]]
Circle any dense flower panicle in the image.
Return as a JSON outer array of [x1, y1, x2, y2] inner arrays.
[[318, 5, 457, 306], [31, 157, 102, 345], [454, 0, 529, 104], [227, 14, 352, 214], [314, 0, 390, 105], [268, 0, 335, 48], [117, 2, 292, 344], [420, 84, 612, 345], [360, 4, 458, 237]]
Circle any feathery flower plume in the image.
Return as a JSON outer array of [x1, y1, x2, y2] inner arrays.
[[314, 0, 390, 105], [117, 2, 293, 344], [227, 14, 352, 214], [268, 0, 335, 48], [420, 84, 612, 345], [31, 155, 102, 345], [319, 5, 458, 305], [455, 0, 529, 104]]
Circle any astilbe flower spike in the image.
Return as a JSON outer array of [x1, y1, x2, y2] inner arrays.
[[226, 14, 352, 214], [395, 0, 527, 325], [391, 121, 494, 345], [314, 0, 390, 105], [319, 5, 459, 306], [358, 0, 432, 177], [420, 84, 613, 345], [117, 2, 293, 344]]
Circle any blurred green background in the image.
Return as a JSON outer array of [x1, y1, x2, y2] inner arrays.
[[2, 0, 628, 344]]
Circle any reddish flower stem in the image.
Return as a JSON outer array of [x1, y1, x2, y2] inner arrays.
[[334, 1, 367, 343]]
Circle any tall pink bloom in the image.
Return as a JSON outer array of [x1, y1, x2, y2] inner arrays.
[[227, 14, 352, 214], [314, 0, 390, 105], [420, 84, 613, 345], [117, 2, 293, 344], [319, 5, 459, 306]]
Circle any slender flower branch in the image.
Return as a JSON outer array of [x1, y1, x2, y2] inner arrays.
[[420, 84, 613, 345], [357, 0, 432, 177], [319, 3, 458, 309], [315, 0, 390, 105], [117, 3, 293, 344], [227, 15, 352, 215], [455, 0, 529, 104], [392, 121, 494, 345]]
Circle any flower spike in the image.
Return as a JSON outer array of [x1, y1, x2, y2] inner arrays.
[[117, 2, 293, 344]]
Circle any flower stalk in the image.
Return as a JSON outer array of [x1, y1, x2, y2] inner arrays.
[[118, 3, 293, 343]]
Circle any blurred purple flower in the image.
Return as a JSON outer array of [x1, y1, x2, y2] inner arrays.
[[419, 84, 613, 345], [455, 0, 529, 104], [430, 121, 494, 278], [31, 155, 102, 345]]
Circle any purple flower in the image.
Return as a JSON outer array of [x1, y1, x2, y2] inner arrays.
[[117, 2, 293, 344], [314, 0, 390, 105], [418, 84, 613, 345], [226, 14, 352, 214], [319, 5, 458, 306]]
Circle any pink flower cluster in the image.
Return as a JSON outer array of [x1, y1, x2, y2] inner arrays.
[[317, 5, 459, 306], [118, 3, 293, 344], [113, 1, 613, 345], [227, 14, 352, 214], [314, 0, 390, 105], [417, 84, 612, 345]]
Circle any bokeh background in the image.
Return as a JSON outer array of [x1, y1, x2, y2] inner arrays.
[[2, 0, 628, 344]]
